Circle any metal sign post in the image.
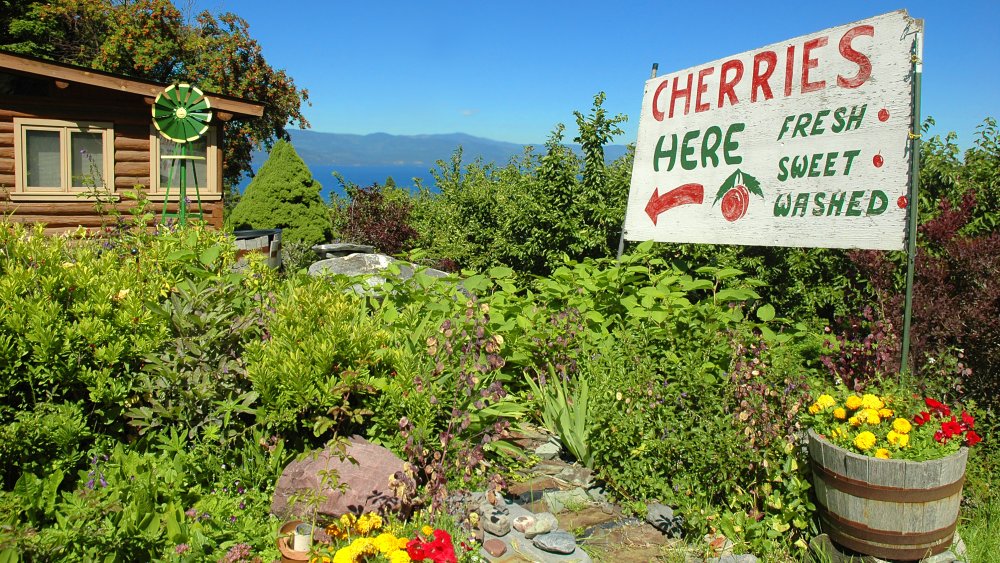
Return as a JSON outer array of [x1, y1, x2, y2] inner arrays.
[[900, 21, 924, 375]]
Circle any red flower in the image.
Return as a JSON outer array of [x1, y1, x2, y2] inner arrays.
[[914, 411, 931, 426], [966, 430, 982, 447], [961, 411, 975, 430], [407, 539, 428, 560], [925, 397, 951, 417], [941, 417, 963, 439], [934, 430, 946, 443]]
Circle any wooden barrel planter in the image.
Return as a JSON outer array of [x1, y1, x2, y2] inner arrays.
[[234, 228, 282, 269], [807, 429, 967, 561]]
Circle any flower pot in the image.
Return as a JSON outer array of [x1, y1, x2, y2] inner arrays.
[[807, 429, 967, 561], [277, 520, 310, 562]]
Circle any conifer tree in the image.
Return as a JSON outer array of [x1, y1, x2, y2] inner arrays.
[[228, 140, 331, 246]]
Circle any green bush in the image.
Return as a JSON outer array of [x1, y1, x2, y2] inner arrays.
[[227, 139, 332, 246]]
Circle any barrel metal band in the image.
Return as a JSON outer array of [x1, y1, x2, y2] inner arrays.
[[821, 511, 954, 559], [813, 463, 965, 502]]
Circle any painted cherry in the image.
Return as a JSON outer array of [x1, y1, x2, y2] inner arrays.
[[897, 196, 908, 209], [878, 109, 890, 122], [873, 152, 884, 168], [720, 185, 750, 222]]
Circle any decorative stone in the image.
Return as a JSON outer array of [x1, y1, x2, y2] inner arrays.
[[311, 243, 375, 259], [512, 515, 536, 533], [646, 503, 684, 538], [707, 555, 759, 563], [534, 441, 561, 460], [543, 487, 591, 513], [271, 436, 406, 520], [523, 511, 558, 538], [481, 510, 511, 537], [483, 538, 507, 557], [532, 531, 577, 554]]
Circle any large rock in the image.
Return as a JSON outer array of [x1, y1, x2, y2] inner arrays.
[[271, 436, 407, 519], [308, 252, 449, 281]]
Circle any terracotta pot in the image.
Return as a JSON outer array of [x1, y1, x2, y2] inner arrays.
[[277, 520, 310, 562]]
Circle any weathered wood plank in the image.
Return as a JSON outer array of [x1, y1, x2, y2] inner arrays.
[[114, 161, 148, 177], [114, 136, 150, 151], [0, 133, 13, 148], [114, 149, 149, 163], [0, 159, 13, 174]]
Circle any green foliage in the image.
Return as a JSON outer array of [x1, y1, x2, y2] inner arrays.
[[523, 365, 592, 468], [243, 274, 388, 444], [228, 140, 332, 246], [0, 0, 310, 188]]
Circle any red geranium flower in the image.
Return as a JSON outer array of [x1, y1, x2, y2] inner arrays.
[[914, 411, 931, 426], [966, 430, 982, 447], [941, 417, 963, 439], [925, 397, 951, 417], [961, 411, 975, 430]]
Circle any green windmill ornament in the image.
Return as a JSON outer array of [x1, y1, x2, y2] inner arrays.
[[152, 83, 212, 225]]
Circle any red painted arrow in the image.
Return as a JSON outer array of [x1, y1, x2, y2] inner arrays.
[[645, 183, 704, 225]]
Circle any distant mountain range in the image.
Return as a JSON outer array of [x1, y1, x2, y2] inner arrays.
[[253, 129, 630, 168]]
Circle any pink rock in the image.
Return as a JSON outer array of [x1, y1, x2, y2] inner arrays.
[[271, 436, 406, 519], [483, 538, 507, 557], [513, 515, 536, 533]]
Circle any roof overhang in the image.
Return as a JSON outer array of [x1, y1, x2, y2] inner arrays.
[[0, 51, 264, 119]]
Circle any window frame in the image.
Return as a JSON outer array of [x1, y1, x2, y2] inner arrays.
[[148, 125, 221, 200], [12, 118, 115, 199]]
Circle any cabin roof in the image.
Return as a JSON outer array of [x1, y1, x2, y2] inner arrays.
[[0, 50, 264, 118]]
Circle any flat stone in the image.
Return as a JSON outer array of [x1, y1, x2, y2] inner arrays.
[[554, 465, 593, 488], [481, 499, 593, 562], [554, 506, 620, 533], [482, 511, 511, 537], [524, 512, 559, 538], [543, 488, 591, 513], [311, 243, 374, 259], [533, 531, 577, 555], [513, 515, 536, 533], [644, 503, 673, 528], [706, 555, 758, 563], [508, 477, 562, 499], [534, 441, 561, 460], [483, 538, 507, 557]]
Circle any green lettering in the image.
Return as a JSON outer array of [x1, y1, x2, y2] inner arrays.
[[811, 109, 831, 135], [812, 192, 827, 216], [808, 154, 823, 177], [827, 191, 846, 216], [681, 129, 699, 170], [792, 113, 812, 138], [845, 104, 867, 131], [842, 149, 861, 175], [701, 126, 722, 168], [724, 123, 744, 165], [773, 194, 792, 217], [846, 190, 865, 216], [777, 157, 789, 182], [654, 134, 677, 172], [823, 152, 839, 176], [867, 190, 888, 215], [831, 107, 847, 133], [793, 192, 810, 217]]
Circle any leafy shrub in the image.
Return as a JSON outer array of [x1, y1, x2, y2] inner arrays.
[[243, 274, 391, 445], [227, 139, 332, 246], [336, 183, 419, 255]]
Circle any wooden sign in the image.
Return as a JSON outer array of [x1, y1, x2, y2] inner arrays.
[[624, 11, 923, 250]]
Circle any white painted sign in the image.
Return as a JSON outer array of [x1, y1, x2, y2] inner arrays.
[[624, 11, 922, 250]]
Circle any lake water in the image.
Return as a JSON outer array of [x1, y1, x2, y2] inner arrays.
[[238, 164, 439, 201]]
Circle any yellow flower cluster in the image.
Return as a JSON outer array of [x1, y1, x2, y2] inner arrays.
[[314, 515, 409, 563], [806, 390, 914, 459]]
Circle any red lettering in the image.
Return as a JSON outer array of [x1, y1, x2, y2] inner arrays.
[[695, 68, 713, 113], [651, 79, 669, 121], [783, 45, 795, 97], [751, 51, 777, 102], [801, 37, 828, 93], [838, 25, 874, 89], [670, 73, 693, 118], [717, 59, 742, 108]]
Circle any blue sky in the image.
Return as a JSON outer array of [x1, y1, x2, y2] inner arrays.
[[191, 0, 998, 148]]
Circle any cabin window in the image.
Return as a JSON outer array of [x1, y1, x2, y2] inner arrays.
[[13, 119, 114, 195], [149, 126, 219, 197]]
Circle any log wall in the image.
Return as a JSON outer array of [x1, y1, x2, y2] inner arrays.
[[0, 80, 224, 231]]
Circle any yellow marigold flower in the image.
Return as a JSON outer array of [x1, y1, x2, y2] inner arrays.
[[326, 524, 349, 541], [340, 513, 357, 528], [863, 408, 881, 425], [875, 448, 891, 459], [421, 525, 434, 537], [816, 394, 836, 409], [808, 403, 821, 415], [375, 532, 400, 554], [854, 431, 876, 451], [311, 557, 332, 563], [887, 430, 900, 445], [333, 546, 357, 563], [389, 551, 412, 563], [355, 513, 383, 534], [861, 394, 884, 410], [397, 537, 409, 550], [845, 395, 863, 410], [833, 407, 847, 420], [849, 415, 862, 427], [898, 433, 910, 447], [879, 408, 894, 418], [892, 418, 912, 434]]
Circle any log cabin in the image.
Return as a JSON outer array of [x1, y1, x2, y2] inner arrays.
[[0, 51, 264, 233]]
